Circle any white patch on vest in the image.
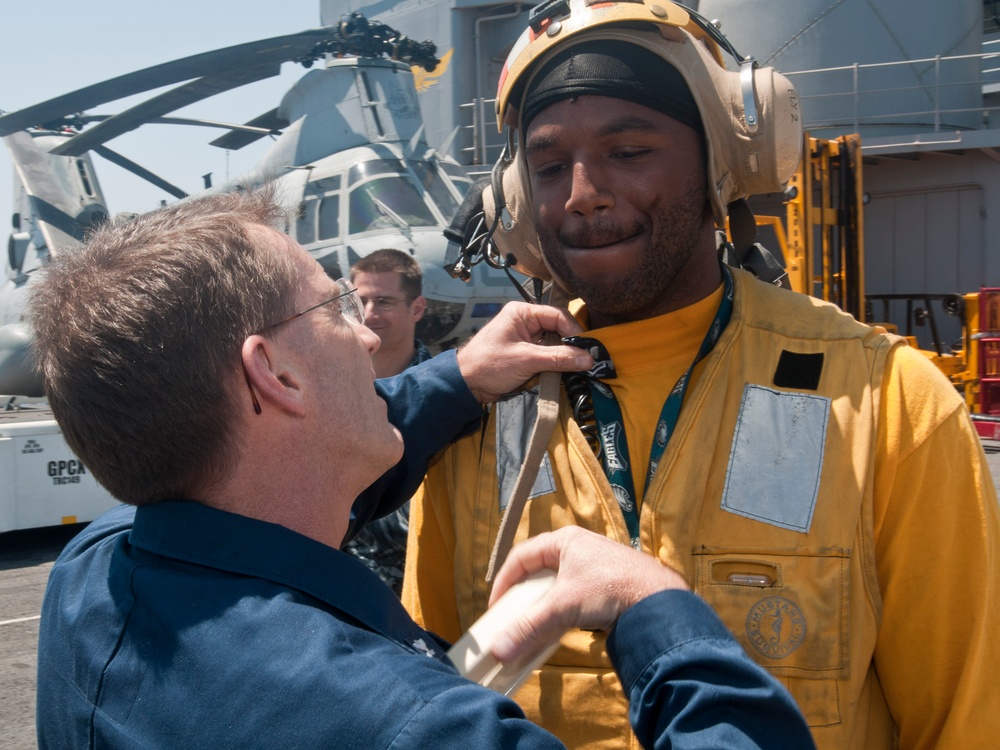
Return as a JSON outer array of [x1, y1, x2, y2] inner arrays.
[[495, 388, 555, 511], [721, 384, 829, 532]]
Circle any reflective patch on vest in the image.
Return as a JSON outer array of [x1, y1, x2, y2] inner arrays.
[[721, 384, 829, 532], [495, 388, 556, 511]]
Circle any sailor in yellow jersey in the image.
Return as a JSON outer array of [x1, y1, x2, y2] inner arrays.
[[404, 1, 1000, 748]]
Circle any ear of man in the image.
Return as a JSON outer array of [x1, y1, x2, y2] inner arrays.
[[241, 335, 307, 417], [410, 295, 427, 323]]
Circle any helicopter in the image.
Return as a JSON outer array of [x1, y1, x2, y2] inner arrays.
[[0, 12, 524, 398]]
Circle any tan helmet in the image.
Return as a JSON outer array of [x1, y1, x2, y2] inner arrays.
[[481, 0, 802, 288]]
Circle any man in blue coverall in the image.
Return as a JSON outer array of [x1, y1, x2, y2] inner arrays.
[[28, 187, 814, 749]]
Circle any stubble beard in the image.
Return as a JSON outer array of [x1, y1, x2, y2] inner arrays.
[[539, 179, 710, 322]]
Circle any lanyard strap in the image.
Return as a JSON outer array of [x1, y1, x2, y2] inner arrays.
[[587, 266, 734, 548]]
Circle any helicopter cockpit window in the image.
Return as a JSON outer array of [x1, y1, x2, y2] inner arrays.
[[297, 200, 317, 244], [409, 161, 461, 217], [318, 196, 340, 241], [349, 176, 436, 234], [298, 176, 341, 245], [348, 159, 402, 184], [439, 162, 474, 192]]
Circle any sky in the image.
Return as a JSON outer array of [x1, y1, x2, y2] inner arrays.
[[0, 0, 330, 222]]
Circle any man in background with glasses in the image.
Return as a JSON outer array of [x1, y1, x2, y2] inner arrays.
[[28, 187, 813, 749], [351, 248, 431, 380], [345, 248, 432, 594]]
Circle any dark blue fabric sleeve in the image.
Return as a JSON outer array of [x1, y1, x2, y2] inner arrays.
[[346, 350, 484, 541], [390, 682, 567, 749], [608, 590, 817, 750]]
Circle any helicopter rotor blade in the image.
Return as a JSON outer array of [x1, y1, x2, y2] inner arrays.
[[50, 63, 281, 157], [92, 146, 188, 200], [154, 115, 282, 135], [209, 108, 288, 150], [0, 27, 340, 138], [43, 112, 283, 135], [49, 63, 281, 157]]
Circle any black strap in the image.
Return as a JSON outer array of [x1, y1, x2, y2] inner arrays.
[[725, 199, 791, 289]]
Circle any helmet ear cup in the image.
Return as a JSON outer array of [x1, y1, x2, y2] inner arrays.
[[481, 152, 578, 295], [721, 63, 802, 200], [661, 28, 801, 224], [761, 68, 804, 186], [481, 155, 551, 283]]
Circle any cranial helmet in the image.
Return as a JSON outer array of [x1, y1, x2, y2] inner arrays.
[[468, 0, 803, 291]]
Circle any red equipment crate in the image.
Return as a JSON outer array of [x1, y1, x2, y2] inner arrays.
[[980, 381, 1000, 416], [978, 289, 1000, 414], [972, 414, 1000, 441]]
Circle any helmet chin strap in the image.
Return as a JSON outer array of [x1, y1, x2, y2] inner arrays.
[[485, 281, 570, 584], [721, 198, 791, 289]]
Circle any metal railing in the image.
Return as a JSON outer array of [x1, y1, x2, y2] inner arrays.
[[458, 97, 504, 176], [784, 45, 998, 133]]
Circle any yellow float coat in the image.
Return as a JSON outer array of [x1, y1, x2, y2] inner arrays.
[[404, 269, 1000, 749]]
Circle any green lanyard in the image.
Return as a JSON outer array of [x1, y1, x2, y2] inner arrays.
[[586, 266, 734, 548]]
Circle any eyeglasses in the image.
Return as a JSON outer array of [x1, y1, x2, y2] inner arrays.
[[361, 295, 411, 312], [259, 278, 364, 333], [243, 278, 364, 415]]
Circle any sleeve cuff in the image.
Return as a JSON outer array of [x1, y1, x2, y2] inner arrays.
[[607, 589, 733, 693]]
